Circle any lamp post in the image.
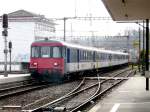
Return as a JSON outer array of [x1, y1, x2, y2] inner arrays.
[[139, 27, 141, 72], [64, 17, 67, 41], [142, 21, 145, 76]]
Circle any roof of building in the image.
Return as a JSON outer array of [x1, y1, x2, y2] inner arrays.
[[102, 0, 150, 21], [0, 10, 55, 25], [8, 10, 39, 18]]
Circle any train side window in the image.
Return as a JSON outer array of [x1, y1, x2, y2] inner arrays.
[[70, 48, 77, 62], [82, 50, 84, 61], [87, 51, 89, 60], [99, 53, 101, 60], [89, 51, 92, 61], [112, 54, 114, 60], [101, 53, 104, 60], [116, 55, 118, 60], [109, 54, 112, 60], [80, 50, 83, 61], [117, 55, 119, 60], [79, 50, 82, 60], [52, 47, 62, 58], [106, 54, 108, 60], [81, 50, 85, 61], [103, 54, 105, 60], [96, 52, 99, 60], [87, 51, 88, 60], [77, 49, 79, 62], [85, 51, 88, 61], [84, 51, 85, 60], [93, 51, 96, 61]]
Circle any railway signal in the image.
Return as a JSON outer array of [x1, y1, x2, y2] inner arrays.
[[2, 14, 8, 28], [9, 41, 12, 72], [2, 14, 8, 77]]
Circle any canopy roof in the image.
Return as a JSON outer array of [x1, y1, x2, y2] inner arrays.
[[102, 0, 150, 21]]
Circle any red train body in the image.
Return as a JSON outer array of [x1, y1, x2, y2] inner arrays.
[[30, 40, 65, 82]]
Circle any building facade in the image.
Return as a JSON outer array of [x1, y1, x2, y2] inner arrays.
[[0, 10, 55, 64]]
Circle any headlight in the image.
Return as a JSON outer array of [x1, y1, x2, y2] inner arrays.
[[54, 62, 59, 66], [33, 62, 38, 66]]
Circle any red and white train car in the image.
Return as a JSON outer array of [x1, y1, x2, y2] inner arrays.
[[30, 39, 129, 82]]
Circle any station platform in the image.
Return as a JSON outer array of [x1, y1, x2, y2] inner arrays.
[[89, 73, 150, 112], [0, 74, 31, 84]]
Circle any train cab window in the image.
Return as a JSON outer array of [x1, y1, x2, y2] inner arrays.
[[52, 47, 62, 58], [41, 47, 50, 58], [31, 47, 40, 58]]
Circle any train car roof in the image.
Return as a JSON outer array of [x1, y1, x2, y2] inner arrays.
[[32, 39, 128, 55]]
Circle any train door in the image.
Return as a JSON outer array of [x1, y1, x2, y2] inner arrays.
[[93, 51, 96, 69], [77, 49, 79, 70], [66, 48, 70, 73], [67, 48, 70, 63], [109, 54, 112, 66], [62, 47, 67, 73]]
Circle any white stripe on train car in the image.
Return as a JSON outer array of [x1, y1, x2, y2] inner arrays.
[[66, 60, 128, 73]]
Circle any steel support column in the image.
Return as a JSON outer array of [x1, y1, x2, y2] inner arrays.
[[145, 19, 149, 91], [64, 17, 66, 41], [142, 21, 145, 76]]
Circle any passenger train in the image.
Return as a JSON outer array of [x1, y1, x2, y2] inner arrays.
[[30, 39, 129, 82]]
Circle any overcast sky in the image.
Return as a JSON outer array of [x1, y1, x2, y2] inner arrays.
[[0, 0, 109, 18], [0, 0, 137, 36]]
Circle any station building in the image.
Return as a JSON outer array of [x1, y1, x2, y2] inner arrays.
[[0, 10, 55, 71]]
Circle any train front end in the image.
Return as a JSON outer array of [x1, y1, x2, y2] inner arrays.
[[30, 40, 65, 82]]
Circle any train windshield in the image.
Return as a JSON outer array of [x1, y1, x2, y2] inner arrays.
[[31, 46, 62, 58], [41, 47, 51, 58], [31, 47, 40, 58]]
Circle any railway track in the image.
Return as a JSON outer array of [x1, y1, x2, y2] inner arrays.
[[0, 79, 82, 112], [21, 68, 134, 112], [0, 79, 34, 89], [0, 71, 29, 74], [0, 80, 51, 99], [69, 70, 135, 112], [22, 78, 86, 111]]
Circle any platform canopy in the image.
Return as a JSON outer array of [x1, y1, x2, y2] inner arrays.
[[102, 0, 150, 21]]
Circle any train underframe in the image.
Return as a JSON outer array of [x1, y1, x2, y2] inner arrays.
[[30, 68, 64, 82], [30, 63, 128, 83]]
